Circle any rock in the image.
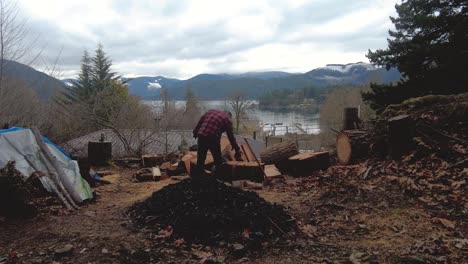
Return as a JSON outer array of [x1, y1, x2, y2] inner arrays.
[[101, 248, 109, 254], [83, 211, 96, 217], [54, 244, 74, 256], [232, 243, 245, 257], [349, 251, 368, 264]]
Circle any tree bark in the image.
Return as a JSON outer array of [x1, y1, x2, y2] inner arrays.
[[260, 141, 298, 164]]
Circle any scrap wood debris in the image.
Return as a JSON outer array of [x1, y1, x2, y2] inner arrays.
[[129, 176, 295, 249], [0, 161, 53, 218]]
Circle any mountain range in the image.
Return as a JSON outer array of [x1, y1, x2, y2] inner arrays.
[[2, 61, 401, 100], [124, 62, 400, 99], [2, 60, 65, 100]]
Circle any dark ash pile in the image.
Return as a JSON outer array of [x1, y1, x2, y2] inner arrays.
[[129, 177, 294, 245]]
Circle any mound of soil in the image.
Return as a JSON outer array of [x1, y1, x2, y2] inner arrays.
[[129, 177, 295, 245]]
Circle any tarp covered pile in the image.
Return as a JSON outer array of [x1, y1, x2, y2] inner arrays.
[[0, 127, 93, 209]]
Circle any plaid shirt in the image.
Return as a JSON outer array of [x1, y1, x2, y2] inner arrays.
[[193, 109, 240, 151]]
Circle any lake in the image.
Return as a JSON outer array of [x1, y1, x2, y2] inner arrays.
[[145, 100, 320, 136]]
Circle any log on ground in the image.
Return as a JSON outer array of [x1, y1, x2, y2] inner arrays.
[[288, 151, 330, 176], [141, 154, 164, 168], [218, 161, 265, 182], [336, 130, 370, 165], [260, 141, 298, 172]]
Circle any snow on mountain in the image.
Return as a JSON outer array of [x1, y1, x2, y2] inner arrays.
[[147, 79, 162, 90], [316, 62, 376, 73]]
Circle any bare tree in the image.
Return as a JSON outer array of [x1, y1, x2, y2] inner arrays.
[[0, 0, 40, 91], [226, 91, 251, 133]]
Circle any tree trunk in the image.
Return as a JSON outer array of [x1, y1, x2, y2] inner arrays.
[[260, 141, 298, 164], [344, 107, 360, 130], [88, 141, 112, 166], [336, 130, 370, 165], [288, 151, 330, 176], [388, 114, 414, 158], [260, 141, 298, 173]]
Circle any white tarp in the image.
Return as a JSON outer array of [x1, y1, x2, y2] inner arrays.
[[0, 127, 93, 203]]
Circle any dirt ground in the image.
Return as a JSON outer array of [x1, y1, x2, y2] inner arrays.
[[1, 166, 466, 263]]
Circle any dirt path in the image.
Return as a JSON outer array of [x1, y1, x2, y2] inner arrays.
[[1, 168, 466, 263]]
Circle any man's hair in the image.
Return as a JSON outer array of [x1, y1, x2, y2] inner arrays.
[[224, 111, 232, 117]]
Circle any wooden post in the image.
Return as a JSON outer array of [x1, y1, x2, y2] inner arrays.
[[32, 127, 78, 209], [253, 131, 257, 140], [343, 107, 359, 130], [88, 141, 112, 166]]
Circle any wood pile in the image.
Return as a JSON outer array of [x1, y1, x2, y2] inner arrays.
[[336, 93, 468, 165]]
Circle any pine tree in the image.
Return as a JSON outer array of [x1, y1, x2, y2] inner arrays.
[[91, 43, 119, 91], [71, 50, 93, 100], [364, 0, 468, 112]]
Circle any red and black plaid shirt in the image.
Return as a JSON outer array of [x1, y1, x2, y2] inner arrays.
[[193, 109, 239, 151]]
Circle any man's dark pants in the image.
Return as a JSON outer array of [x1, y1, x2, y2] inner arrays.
[[195, 135, 223, 178]]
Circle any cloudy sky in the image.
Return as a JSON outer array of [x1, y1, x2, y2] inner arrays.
[[17, 0, 399, 79]]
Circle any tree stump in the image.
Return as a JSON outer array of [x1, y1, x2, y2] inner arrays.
[[344, 107, 360, 130], [288, 151, 330, 176], [141, 154, 164, 168], [336, 130, 370, 165], [88, 141, 112, 166], [260, 141, 298, 172], [388, 115, 414, 158]]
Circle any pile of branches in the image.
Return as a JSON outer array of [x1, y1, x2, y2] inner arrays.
[[0, 161, 48, 218], [129, 177, 295, 247], [374, 92, 468, 161]]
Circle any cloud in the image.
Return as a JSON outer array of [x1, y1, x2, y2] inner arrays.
[[17, 0, 399, 79]]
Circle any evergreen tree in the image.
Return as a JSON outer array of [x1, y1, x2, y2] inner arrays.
[[185, 86, 199, 112], [72, 50, 93, 100], [364, 0, 468, 112], [91, 43, 119, 91]]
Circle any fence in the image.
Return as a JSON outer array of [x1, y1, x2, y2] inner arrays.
[[248, 107, 375, 151]]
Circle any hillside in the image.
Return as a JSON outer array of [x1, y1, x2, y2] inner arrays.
[[60, 62, 400, 100], [2, 60, 65, 100], [123, 62, 400, 99]]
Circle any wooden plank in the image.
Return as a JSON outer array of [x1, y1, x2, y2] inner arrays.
[[264, 164, 282, 178]]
